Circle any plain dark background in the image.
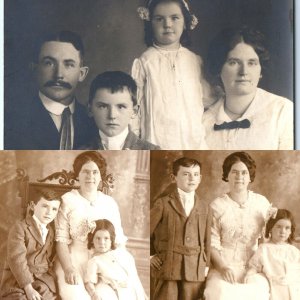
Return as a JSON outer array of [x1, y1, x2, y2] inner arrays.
[[4, 0, 293, 106]]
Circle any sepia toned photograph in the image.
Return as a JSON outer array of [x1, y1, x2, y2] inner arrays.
[[0, 150, 150, 299], [3, 0, 294, 150], [150, 150, 300, 299]]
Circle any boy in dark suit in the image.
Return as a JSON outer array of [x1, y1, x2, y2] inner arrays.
[[150, 157, 211, 300], [0, 187, 61, 300], [83, 71, 160, 150]]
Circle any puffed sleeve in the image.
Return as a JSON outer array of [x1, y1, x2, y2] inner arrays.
[[6, 221, 34, 288], [131, 58, 147, 138], [209, 198, 224, 251], [55, 196, 72, 244], [110, 198, 128, 246], [278, 99, 293, 150], [85, 257, 99, 284]]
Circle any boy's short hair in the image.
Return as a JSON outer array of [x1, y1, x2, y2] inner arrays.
[[172, 157, 202, 176], [88, 71, 137, 106], [30, 186, 63, 204]]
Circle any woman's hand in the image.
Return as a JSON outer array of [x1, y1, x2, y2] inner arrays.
[[65, 267, 81, 285], [220, 267, 236, 284], [150, 255, 162, 270], [24, 283, 42, 300]]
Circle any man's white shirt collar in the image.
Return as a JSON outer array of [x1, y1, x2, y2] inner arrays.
[[39, 91, 75, 115]]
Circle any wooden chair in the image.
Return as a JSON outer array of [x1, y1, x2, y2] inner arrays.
[[16, 168, 114, 213]]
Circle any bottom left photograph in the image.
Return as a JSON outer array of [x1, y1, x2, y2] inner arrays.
[[0, 150, 150, 300]]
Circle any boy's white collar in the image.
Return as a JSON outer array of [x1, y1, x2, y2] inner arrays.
[[99, 127, 129, 150]]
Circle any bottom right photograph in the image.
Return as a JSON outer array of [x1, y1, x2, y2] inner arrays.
[[150, 150, 300, 300]]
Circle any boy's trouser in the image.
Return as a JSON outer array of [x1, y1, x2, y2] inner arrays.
[[152, 279, 205, 300]]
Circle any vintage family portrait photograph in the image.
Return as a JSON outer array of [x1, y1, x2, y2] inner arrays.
[[0, 0, 297, 300], [150, 150, 300, 300], [3, 0, 294, 150], [0, 150, 150, 299]]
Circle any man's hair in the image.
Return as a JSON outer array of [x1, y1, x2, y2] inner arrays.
[[33, 30, 85, 63], [88, 71, 138, 106], [172, 157, 201, 176]]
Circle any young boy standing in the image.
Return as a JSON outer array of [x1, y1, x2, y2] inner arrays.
[[85, 71, 160, 150], [0, 187, 61, 300], [150, 157, 211, 300]]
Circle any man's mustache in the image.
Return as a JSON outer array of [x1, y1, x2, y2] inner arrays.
[[44, 80, 72, 89]]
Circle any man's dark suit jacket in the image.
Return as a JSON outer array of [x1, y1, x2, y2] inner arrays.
[[82, 129, 160, 150], [4, 96, 95, 150]]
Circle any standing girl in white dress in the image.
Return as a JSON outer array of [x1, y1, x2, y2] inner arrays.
[[55, 151, 127, 300], [132, 0, 212, 149], [85, 219, 147, 300], [246, 209, 300, 300]]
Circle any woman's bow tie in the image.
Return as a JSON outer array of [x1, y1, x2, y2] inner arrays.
[[214, 119, 251, 131]]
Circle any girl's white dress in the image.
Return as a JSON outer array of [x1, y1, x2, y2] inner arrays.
[[204, 191, 272, 300], [85, 250, 146, 300], [248, 242, 300, 300], [55, 189, 127, 300], [132, 45, 212, 150]]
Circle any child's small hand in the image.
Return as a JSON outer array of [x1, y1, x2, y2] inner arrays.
[[24, 283, 42, 300], [150, 255, 163, 270]]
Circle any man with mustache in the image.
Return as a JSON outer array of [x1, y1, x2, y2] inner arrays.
[[5, 30, 95, 149]]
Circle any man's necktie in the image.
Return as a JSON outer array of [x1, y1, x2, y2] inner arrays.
[[213, 119, 251, 131], [60, 107, 72, 150]]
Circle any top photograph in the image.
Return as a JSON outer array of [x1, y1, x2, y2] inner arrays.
[[3, 0, 294, 150]]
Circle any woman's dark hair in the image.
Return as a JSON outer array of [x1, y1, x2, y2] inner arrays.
[[172, 157, 201, 176], [144, 0, 193, 47], [87, 219, 116, 250], [265, 209, 295, 244], [73, 151, 107, 179], [222, 151, 256, 182], [206, 26, 270, 90]]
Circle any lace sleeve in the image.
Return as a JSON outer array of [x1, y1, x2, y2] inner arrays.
[[55, 199, 72, 244]]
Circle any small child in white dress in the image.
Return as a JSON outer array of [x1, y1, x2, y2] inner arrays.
[[84, 219, 147, 300], [245, 209, 300, 300], [132, 0, 212, 149]]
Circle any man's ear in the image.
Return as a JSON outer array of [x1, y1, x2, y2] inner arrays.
[[79, 66, 89, 82]]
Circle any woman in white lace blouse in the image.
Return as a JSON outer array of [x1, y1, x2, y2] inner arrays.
[[55, 151, 127, 300], [204, 152, 272, 300]]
